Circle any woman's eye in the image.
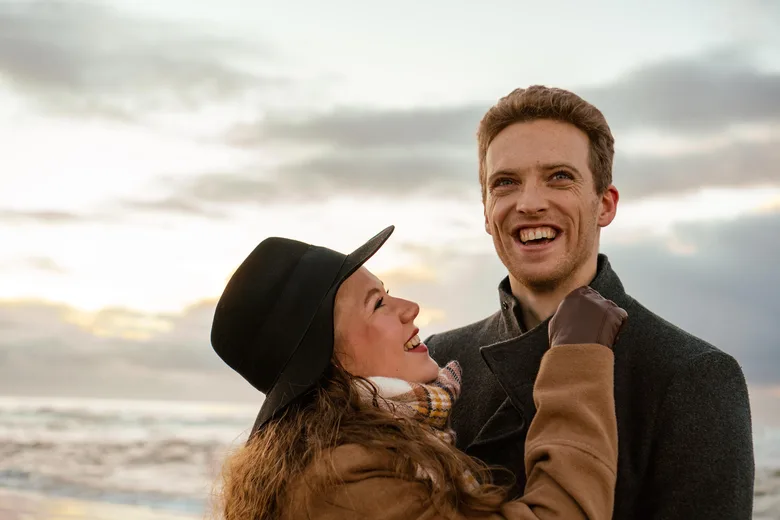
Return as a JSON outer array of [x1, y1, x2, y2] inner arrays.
[[374, 297, 384, 310]]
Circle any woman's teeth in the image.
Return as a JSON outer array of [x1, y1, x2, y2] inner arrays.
[[403, 335, 421, 351]]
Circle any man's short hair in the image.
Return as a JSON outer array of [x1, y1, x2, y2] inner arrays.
[[477, 86, 615, 200]]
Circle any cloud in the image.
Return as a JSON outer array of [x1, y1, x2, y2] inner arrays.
[[229, 49, 780, 149], [0, 209, 84, 224], [227, 105, 482, 150], [118, 196, 226, 219], [160, 132, 776, 208], [0, 2, 282, 118], [579, 48, 780, 134], [277, 152, 476, 198], [26, 257, 66, 274], [203, 48, 780, 205], [123, 153, 478, 215], [614, 137, 780, 199], [0, 298, 257, 401], [116, 173, 287, 215]]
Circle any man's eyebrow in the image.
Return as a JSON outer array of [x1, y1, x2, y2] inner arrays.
[[488, 167, 522, 179], [540, 162, 580, 173]]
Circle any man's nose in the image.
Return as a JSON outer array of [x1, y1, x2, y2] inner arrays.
[[515, 183, 549, 214]]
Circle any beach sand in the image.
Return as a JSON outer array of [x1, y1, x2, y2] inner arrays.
[[0, 489, 202, 520], [2, 471, 778, 519]]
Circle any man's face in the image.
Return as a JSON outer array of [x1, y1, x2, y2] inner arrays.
[[483, 119, 618, 291]]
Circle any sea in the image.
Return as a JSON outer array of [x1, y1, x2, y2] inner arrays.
[[0, 396, 778, 520]]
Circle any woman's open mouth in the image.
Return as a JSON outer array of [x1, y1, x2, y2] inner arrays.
[[403, 334, 427, 353]]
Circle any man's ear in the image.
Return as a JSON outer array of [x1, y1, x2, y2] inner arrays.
[[484, 208, 492, 235], [598, 185, 619, 228]]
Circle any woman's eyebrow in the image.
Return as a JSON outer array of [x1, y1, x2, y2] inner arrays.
[[364, 287, 381, 307]]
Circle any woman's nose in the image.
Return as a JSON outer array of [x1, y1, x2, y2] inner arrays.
[[399, 299, 420, 322]]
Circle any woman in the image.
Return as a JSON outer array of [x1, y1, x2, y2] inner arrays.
[[211, 225, 625, 519]]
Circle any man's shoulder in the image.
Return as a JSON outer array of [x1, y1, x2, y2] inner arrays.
[[627, 298, 738, 372]]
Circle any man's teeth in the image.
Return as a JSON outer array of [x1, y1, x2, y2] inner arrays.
[[519, 226, 557, 244], [403, 335, 421, 351]]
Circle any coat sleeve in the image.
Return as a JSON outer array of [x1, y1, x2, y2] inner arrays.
[[293, 344, 617, 520], [645, 351, 754, 519], [507, 343, 618, 519]]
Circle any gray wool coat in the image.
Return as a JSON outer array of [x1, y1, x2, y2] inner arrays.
[[427, 254, 755, 520]]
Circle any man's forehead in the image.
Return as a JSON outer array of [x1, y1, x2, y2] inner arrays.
[[486, 125, 588, 173]]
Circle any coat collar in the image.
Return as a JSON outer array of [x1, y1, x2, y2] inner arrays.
[[468, 254, 630, 451], [496, 253, 630, 335]]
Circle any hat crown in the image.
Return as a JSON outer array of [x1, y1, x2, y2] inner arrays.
[[211, 236, 345, 393]]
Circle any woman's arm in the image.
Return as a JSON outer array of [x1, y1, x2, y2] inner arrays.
[[502, 343, 617, 519]]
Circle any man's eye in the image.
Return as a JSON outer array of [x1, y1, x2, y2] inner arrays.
[[552, 171, 573, 181], [493, 178, 514, 187]]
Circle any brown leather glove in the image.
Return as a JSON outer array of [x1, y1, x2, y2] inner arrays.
[[548, 286, 628, 350]]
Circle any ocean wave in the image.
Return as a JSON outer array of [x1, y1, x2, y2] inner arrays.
[[754, 468, 780, 520], [0, 397, 256, 513], [0, 437, 231, 498]]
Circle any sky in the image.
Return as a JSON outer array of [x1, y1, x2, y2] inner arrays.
[[0, 0, 778, 426]]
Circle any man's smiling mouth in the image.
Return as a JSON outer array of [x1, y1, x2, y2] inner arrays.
[[515, 225, 560, 245]]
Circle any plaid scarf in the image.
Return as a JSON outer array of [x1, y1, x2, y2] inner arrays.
[[357, 361, 462, 444], [356, 361, 479, 489]]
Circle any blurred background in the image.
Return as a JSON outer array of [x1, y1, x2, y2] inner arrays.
[[0, 0, 778, 518]]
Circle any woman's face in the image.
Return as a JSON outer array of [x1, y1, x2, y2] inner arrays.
[[333, 266, 440, 383]]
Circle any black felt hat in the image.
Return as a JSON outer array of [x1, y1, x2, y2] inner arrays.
[[210, 226, 394, 435]]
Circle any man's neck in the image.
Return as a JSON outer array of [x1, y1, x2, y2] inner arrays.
[[509, 255, 599, 331]]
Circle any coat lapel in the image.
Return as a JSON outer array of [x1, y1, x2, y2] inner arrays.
[[465, 255, 630, 454], [467, 317, 549, 452]]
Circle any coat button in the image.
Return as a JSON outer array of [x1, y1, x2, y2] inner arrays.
[[501, 302, 509, 310]]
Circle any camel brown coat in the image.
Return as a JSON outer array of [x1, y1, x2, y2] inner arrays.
[[281, 344, 617, 520]]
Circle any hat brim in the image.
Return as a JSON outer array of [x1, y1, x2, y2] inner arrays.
[[247, 225, 395, 439]]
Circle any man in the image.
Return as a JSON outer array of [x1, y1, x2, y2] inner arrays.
[[427, 86, 755, 519]]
